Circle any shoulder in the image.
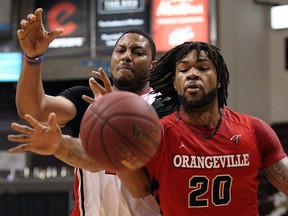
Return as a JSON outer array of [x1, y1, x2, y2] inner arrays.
[[223, 108, 277, 138], [142, 89, 176, 119], [58, 86, 92, 105], [59, 86, 92, 99], [225, 108, 276, 136], [151, 98, 176, 119], [222, 108, 255, 130], [160, 111, 180, 133], [223, 108, 251, 121], [243, 113, 286, 167]]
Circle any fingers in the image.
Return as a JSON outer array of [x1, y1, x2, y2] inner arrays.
[[18, 10, 40, 40], [48, 112, 58, 131], [20, 19, 31, 29], [18, 20, 32, 40], [82, 95, 95, 104], [20, 8, 42, 29], [91, 67, 105, 79], [83, 67, 113, 104], [10, 122, 34, 136], [47, 28, 64, 43], [90, 67, 113, 95], [99, 67, 113, 93], [89, 77, 106, 94], [34, 8, 43, 22], [23, 114, 43, 130], [83, 78, 103, 104], [7, 134, 30, 143], [92, 68, 113, 93], [7, 130, 30, 153], [8, 144, 30, 153], [27, 14, 36, 23], [17, 29, 24, 38]]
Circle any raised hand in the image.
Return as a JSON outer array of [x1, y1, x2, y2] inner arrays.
[[82, 67, 113, 104], [7, 113, 62, 155], [17, 8, 64, 57]]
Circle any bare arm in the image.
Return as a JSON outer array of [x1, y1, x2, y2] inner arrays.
[[16, 61, 75, 125], [263, 157, 288, 196], [55, 135, 101, 171], [8, 113, 102, 172], [117, 168, 152, 198], [9, 69, 114, 170], [16, 8, 74, 124]]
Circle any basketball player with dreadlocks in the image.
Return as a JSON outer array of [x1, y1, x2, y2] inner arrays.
[[122, 41, 288, 216]]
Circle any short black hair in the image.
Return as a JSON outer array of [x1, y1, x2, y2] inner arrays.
[[149, 41, 230, 109], [114, 29, 156, 60]]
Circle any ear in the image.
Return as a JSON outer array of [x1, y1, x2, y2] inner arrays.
[[173, 77, 177, 91], [151, 60, 157, 69], [217, 82, 221, 88]]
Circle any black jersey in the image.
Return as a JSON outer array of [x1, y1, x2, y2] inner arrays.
[[59, 86, 174, 137]]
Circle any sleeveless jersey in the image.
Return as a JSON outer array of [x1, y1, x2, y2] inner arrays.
[[146, 108, 287, 216], [59, 86, 163, 216]]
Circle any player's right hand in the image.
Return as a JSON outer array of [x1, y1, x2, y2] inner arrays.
[[17, 8, 64, 57], [7, 113, 62, 156]]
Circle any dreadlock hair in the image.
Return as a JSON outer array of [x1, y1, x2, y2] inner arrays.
[[114, 29, 156, 60], [150, 41, 230, 109]]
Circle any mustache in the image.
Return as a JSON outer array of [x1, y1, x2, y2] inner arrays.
[[184, 82, 203, 91], [117, 63, 133, 71]]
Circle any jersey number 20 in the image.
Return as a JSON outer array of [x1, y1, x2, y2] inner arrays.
[[189, 175, 232, 207]]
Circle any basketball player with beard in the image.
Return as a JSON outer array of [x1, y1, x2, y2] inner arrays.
[[9, 8, 171, 216], [121, 41, 288, 216]]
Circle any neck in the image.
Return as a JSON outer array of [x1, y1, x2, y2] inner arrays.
[[137, 83, 151, 96], [113, 83, 151, 96], [180, 105, 221, 128]]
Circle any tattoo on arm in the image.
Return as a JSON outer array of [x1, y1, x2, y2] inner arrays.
[[67, 145, 95, 168], [271, 162, 288, 182], [59, 136, 96, 170]]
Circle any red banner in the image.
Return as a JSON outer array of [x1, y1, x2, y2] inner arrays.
[[152, 0, 209, 53]]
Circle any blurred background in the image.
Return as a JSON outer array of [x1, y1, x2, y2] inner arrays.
[[0, 0, 288, 215]]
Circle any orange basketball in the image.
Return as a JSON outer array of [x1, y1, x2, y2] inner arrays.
[[80, 91, 161, 172]]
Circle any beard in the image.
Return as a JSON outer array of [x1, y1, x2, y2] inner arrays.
[[112, 76, 147, 93], [178, 88, 218, 113]]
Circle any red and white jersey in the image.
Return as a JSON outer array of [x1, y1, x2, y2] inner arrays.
[[71, 90, 161, 216], [146, 108, 287, 216], [72, 170, 161, 216]]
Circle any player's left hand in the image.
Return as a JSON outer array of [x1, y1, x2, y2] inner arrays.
[[82, 67, 113, 104]]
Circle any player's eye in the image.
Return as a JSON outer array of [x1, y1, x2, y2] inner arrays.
[[179, 68, 189, 73], [199, 67, 209, 72], [134, 50, 144, 56]]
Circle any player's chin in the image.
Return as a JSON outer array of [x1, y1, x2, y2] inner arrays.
[[114, 77, 134, 89], [116, 68, 135, 77]]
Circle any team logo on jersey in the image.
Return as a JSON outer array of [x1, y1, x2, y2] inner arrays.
[[179, 141, 187, 149], [230, 134, 241, 144]]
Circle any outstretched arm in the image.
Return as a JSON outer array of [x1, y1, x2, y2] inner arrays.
[[7, 113, 101, 172], [16, 8, 75, 125], [9, 69, 113, 170], [263, 157, 288, 196]]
